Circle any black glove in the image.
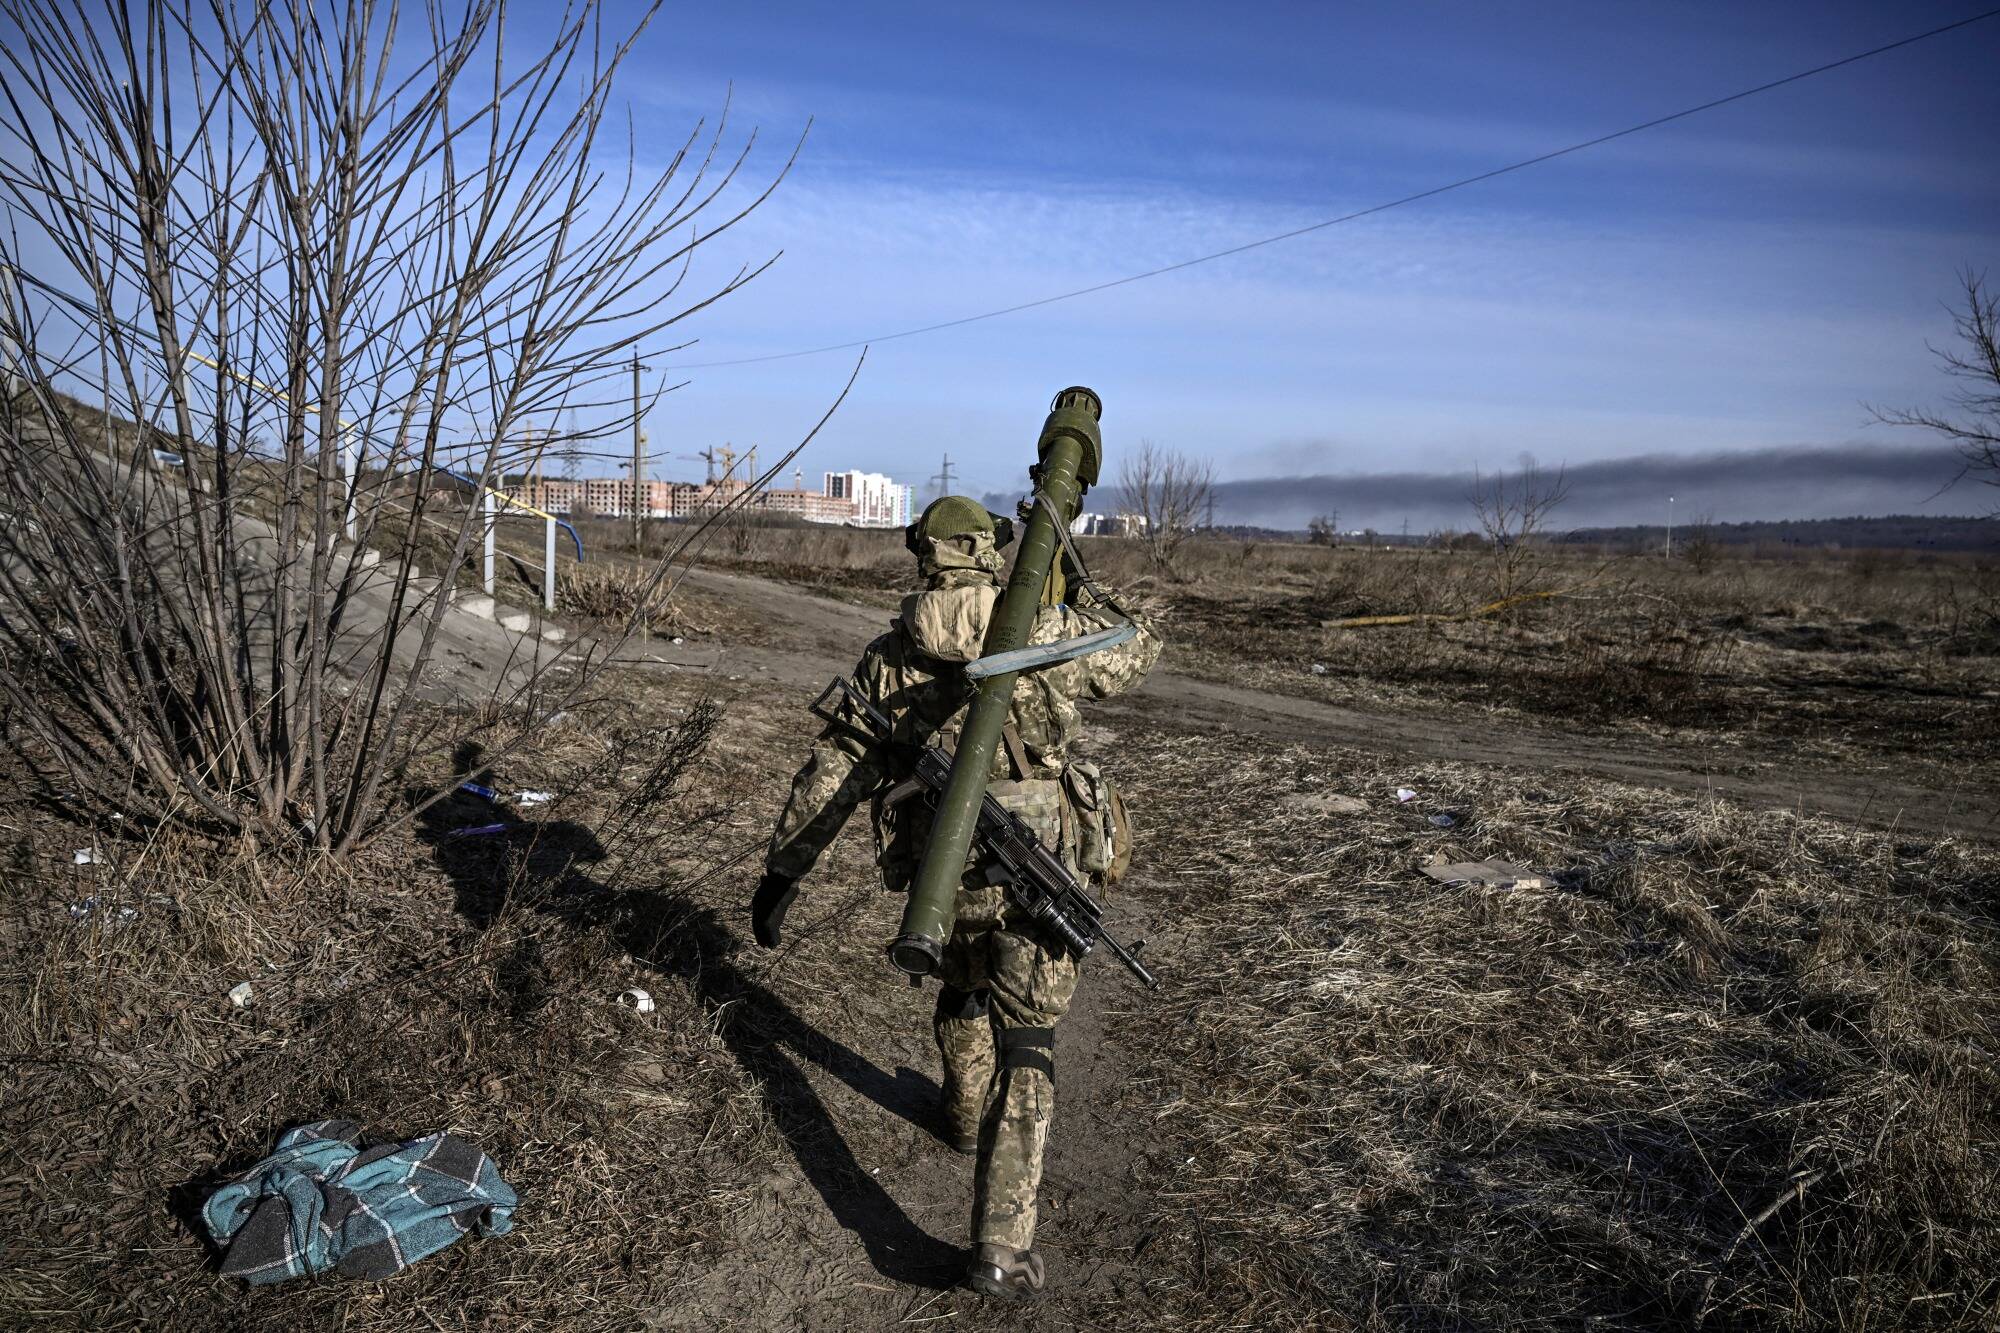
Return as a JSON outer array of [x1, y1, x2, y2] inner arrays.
[[750, 871, 800, 949]]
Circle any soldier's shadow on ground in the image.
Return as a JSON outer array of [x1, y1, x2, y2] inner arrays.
[[414, 774, 964, 1290]]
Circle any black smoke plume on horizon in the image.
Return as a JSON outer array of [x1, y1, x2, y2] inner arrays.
[[1127, 443, 1985, 532]]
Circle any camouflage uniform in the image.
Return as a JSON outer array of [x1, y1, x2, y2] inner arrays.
[[765, 525, 1159, 1252]]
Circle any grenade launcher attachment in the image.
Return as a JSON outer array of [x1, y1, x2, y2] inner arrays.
[[810, 676, 1157, 990], [887, 386, 1106, 979]]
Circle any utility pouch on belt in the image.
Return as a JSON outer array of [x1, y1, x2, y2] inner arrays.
[[1061, 761, 1134, 886]]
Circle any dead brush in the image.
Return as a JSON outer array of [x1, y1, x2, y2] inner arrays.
[[0, 690, 779, 1332], [1543, 594, 1739, 723], [1107, 730, 2000, 1332], [558, 564, 704, 632]]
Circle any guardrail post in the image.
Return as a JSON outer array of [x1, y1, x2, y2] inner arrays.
[[543, 515, 556, 611], [482, 489, 496, 595]]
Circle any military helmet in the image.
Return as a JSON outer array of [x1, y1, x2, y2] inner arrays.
[[904, 496, 1015, 555]]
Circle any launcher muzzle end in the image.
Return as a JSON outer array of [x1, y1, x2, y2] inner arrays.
[[1039, 385, 1103, 488], [888, 931, 944, 977]]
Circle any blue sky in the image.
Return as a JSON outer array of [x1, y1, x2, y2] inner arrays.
[[493, 3, 1998, 522]]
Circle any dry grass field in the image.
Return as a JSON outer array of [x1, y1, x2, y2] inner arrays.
[[599, 517, 2000, 782], [5, 512, 1997, 1330]]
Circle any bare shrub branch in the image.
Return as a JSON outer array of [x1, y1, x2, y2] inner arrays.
[[1468, 460, 1570, 602], [1117, 438, 1215, 578], [1871, 268, 2000, 507], [0, 0, 800, 852]]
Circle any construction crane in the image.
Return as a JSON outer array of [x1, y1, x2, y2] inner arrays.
[[697, 445, 739, 486]]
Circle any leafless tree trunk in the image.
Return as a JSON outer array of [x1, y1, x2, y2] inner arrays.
[[1873, 269, 2000, 508], [1678, 510, 1723, 574], [1117, 438, 1214, 578], [1468, 461, 1569, 602], [0, 0, 820, 854]]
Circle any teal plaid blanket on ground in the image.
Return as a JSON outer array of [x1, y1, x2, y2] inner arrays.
[[202, 1120, 517, 1285]]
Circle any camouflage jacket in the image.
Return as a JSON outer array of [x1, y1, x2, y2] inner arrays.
[[765, 569, 1160, 889]]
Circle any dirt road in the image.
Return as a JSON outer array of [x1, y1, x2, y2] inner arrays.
[[518, 566, 2000, 1328], [647, 887, 1166, 1330], [680, 568, 1997, 842]]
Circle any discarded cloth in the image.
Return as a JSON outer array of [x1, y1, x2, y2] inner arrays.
[[202, 1119, 517, 1285], [1420, 859, 1554, 891]]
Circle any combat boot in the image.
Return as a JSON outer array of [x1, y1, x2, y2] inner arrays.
[[965, 1243, 1045, 1300]]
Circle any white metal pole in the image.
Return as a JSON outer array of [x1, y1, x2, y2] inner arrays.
[[342, 428, 358, 542], [0, 265, 21, 400], [1665, 495, 1674, 559], [543, 515, 556, 611], [483, 489, 496, 594], [631, 354, 644, 557]]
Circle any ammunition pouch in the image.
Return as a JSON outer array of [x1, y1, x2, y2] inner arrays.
[[1060, 761, 1134, 886]]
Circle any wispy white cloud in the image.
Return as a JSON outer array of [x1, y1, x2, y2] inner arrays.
[[640, 170, 1979, 497]]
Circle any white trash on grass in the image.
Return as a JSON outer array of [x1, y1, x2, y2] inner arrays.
[[227, 981, 254, 1008], [617, 987, 657, 1014]]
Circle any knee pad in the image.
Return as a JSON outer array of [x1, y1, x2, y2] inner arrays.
[[999, 1025, 1055, 1083], [935, 984, 989, 1023]]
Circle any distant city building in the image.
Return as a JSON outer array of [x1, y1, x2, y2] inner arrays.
[[1070, 512, 1148, 537], [746, 481, 858, 524], [507, 472, 865, 525], [824, 470, 912, 527], [503, 459, 916, 527]]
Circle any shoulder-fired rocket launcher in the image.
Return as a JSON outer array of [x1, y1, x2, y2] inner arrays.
[[887, 386, 1107, 978]]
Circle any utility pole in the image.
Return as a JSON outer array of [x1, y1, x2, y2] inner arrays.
[[631, 353, 651, 557], [1665, 494, 1675, 559], [928, 453, 955, 502]]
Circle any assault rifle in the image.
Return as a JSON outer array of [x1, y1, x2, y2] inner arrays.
[[810, 676, 1159, 990]]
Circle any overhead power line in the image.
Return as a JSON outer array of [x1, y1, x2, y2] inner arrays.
[[672, 8, 2000, 369]]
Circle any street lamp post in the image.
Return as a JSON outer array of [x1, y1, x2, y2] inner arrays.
[[630, 353, 652, 557], [1666, 495, 1675, 559]]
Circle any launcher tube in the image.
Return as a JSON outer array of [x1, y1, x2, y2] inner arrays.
[[888, 388, 1102, 975]]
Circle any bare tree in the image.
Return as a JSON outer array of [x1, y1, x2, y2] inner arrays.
[[1306, 512, 1339, 547], [1117, 439, 1215, 577], [1873, 269, 2000, 506], [1677, 510, 1723, 574], [0, 0, 818, 853], [1468, 461, 1570, 602]]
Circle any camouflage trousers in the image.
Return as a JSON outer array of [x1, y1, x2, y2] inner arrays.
[[933, 886, 1079, 1252]]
